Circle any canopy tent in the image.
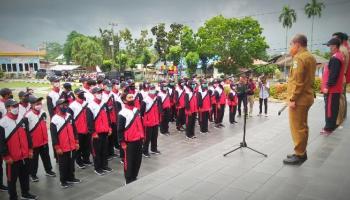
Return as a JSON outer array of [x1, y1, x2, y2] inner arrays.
[[275, 54, 328, 67], [50, 65, 83, 71]]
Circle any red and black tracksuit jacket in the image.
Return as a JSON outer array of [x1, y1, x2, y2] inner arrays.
[[50, 113, 78, 153], [117, 106, 144, 144], [197, 90, 211, 112], [47, 88, 64, 118], [24, 109, 48, 148], [0, 114, 33, 162], [87, 99, 112, 137], [68, 100, 89, 135], [140, 95, 162, 127]]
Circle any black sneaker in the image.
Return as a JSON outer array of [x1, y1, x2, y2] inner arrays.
[[76, 162, 86, 169], [30, 175, 39, 182], [102, 167, 113, 173], [67, 178, 81, 184], [107, 156, 114, 161], [60, 182, 71, 189], [21, 192, 38, 200], [150, 150, 161, 155], [45, 171, 56, 177], [94, 169, 105, 176], [283, 155, 307, 165], [83, 160, 93, 166], [0, 184, 8, 192], [143, 153, 151, 158]]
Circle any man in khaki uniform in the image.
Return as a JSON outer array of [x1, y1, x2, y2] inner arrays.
[[284, 34, 316, 165]]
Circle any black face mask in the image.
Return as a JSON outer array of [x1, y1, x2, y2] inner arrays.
[[78, 93, 86, 100], [60, 106, 68, 113], [9, 94, 14, 99]]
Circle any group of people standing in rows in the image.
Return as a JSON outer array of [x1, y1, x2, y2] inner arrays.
[[0, 71, 271, 200]]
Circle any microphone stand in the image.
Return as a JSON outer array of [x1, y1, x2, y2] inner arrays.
[[222, 57, 280, 158]]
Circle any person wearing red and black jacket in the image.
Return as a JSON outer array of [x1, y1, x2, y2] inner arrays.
[[62, 83, 75, 105], [168, 80, 176, 122], [50, 99, 81, 189], [117, 92, 144, 184], [158, 82, 171, 135], [185, 81, 198, 139], [227, 83, 238, 124], [0, 99, 38, 200], [18, 91, 30, 118], [321, 38, 345, 134], [47, 76, 63, 118], [86, 87, 113, 176], [214, 79, 227, 128], [68, 89, 92, 169], [197, 81, 211, 133], [110, 79, 124, 161], [25, 95, 56, 183], [101, 80, 119, 160], [140, 85, 162, 157], [175, 79, 186, 131], [0, 88, 13, 192]]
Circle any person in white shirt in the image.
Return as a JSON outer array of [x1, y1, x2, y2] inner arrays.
[[258, 76, 270, 117]]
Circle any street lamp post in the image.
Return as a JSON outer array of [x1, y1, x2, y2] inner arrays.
[[109, 22, 118, 71]]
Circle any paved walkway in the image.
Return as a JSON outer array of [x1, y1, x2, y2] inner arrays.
[[97, 97, 350, 200]]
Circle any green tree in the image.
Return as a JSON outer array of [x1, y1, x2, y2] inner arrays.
[[101, 60, 112, 72], [141, 49, 152, 67], [116, 53, 128, 71], [305, 0, 325, 51], [185, 52, 199, 76], [279, 5, 297, 78], [253, 64, 278, 76], [197, 15, 268, 74], [168, 45, 182, 66], [167, 23, 184, 47], [63, 31, 83, 64], [151, 23, 168, 64], [71, 36, 103, 67], [134, 30, 153, 57], [44, 42, 63, 61], [98, 28, 120, 60], [180, 26, 197, 56]]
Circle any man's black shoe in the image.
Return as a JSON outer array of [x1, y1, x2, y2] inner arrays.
[[287, 152, 307, 159], [46, 171, 57, 177], [30, 175, 39, 182], [21, 192, 38, 200], [67, 178, 81, 184], [102, 167, 113, 173], [283, 155, 307, 165], [0, 184, 8, 192]]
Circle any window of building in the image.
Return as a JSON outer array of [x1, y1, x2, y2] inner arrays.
[[7, 64, 12, 72], [12, 64, 17, 72], [19, 64, 23, 71], [34, 63, 38, 71], [1, 64, 6, 72], [25, 63, 29, 71]]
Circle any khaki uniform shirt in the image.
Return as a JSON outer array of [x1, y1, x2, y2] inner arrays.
[[287, 48, 316, 106]]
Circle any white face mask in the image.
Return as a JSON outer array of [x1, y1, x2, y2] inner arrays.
[[34, 105, 42, 111], [11, 107, 19, 115], [95, 94, 102, 100], [149, 90, 156, 95], [53, 82, 60, 88]]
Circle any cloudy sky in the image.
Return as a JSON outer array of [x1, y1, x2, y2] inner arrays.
[[0, 0, 349, 54]]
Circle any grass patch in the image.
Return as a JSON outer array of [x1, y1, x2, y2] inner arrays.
[[0, 81, 51, 89]]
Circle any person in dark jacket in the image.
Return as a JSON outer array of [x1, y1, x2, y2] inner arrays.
[[236, 76, 248, 117], [87, 87, 113, 176], [25, 96, 56, 182], [175, 79, 186, 131], [214, 79, 226, 128], [0, 99, 37, 200], [118, 92, 144, 184], [227, 83, 238, 124], [62, 83, 75, 104], [50, 99, 81, 189]]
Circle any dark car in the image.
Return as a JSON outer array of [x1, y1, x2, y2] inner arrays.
[[35, 69, 47, 79], [105, 70, 134, 81]]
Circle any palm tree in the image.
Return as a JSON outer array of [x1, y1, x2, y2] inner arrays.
[[279, 5, 297, 79], [305, 0, 325, 51]]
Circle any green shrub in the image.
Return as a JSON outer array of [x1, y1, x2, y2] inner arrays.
[[313, 77, 321, 94], [0, 70, 4, 79]]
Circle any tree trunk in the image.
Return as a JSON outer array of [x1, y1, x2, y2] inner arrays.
[[311, 16, 314, 52]]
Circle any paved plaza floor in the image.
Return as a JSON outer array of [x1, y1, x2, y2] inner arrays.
[[1, 97, 349, 200]]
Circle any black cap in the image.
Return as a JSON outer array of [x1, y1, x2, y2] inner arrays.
[[325, 38, 341, 47], [79, 77, 88, 83], [0, 88, 13, 96], [74, 88, 85, 95], [149, 84, 156, 90], [28, 95, 43, 104], [18, 91, 29, 98], [120, 81, 128, 89], [91, 87, 103, 94], [56, 99, 68, 106], [102, 79, 112, 87], [48, 76, 60, 82], [111, 79, 119, 85], [63, 83, 72, 90], [88, 79, 96, 86], [5, 99, 18, 107]]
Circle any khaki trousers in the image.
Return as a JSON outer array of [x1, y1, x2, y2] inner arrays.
[[289, 105, 310, 156]]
